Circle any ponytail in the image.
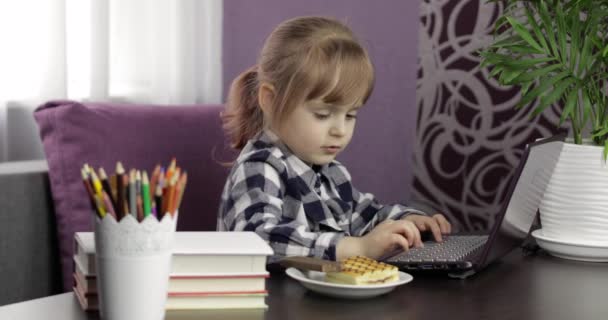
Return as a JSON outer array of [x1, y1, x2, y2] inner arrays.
[[222, 66, 265, 150]]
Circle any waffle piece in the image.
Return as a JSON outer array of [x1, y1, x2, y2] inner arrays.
[[325, 256, 399, 285]]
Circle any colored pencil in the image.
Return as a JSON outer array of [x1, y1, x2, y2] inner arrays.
[[94, 194, 107, 218], [109, 173, 117, 201], [82, 168, 103, 218], [136, 171, 143, 221], [155, 182, 163, 219], [151, 198, 157, 218], [116, 162, 126, 219], [89, 168, 106, 212], [102, 190, 117, 219], [142, 171, 151, 218], [166, 169, 180, 216], [98, 167, 114, 204], [173, 171, 188, 214], [149, 164, 160, 199], [129, 169, 136, 218], [166, 157, 176, 180]]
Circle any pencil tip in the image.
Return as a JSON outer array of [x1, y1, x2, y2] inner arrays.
[[116, 161, 124, 171]]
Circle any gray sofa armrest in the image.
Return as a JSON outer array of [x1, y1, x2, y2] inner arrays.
[[0, 160, 62, 306]]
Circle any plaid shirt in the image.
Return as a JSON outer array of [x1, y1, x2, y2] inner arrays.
[[217, 130, 427, 262]]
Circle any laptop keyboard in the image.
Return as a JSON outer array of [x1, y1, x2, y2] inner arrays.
[[390, 235, 488, 263]]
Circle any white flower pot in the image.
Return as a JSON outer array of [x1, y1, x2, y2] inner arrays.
[[539, 142, 608, 244]]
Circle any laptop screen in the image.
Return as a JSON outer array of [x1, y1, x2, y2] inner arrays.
[[477, 133, 566, 268]]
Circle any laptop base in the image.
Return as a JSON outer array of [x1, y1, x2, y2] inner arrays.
[[448, 269, 477, 279]]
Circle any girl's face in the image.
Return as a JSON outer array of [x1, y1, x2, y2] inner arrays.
[[272, 99, 360, 165]]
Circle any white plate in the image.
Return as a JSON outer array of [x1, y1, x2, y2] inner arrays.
[[285, 267, 413, 299], [532, 229, 608, 262]]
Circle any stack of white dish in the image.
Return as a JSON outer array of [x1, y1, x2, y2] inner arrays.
[[533, 142, 608, 262]]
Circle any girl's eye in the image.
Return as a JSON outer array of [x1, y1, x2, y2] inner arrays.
[[314, 113, 330, 120], [346, 113, 358, 120]]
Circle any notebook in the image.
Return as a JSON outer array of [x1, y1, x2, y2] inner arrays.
[[382, 132, 567, 279]]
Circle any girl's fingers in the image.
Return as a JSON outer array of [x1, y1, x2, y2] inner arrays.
[[426, 220, 443, 242], [415, 221, 427, 231], [389, 221, 416, 247], [433, 214, 452, 234], [391, 233, 410, 252], [408, 215, 440, 242], [405, 222, 423, 248]]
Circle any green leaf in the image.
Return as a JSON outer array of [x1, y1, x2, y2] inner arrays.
[[603, 44, 608, 58], [506, 16, 545, 53], [503, 57, 556, 69], [583, 90, 592, 126], [555, 5, 568, 65], [568, 4, 581, 72], [520, 81, 534, 96], [490, 65, 504, 78], [578, 31, 592, 77], [539, 0, 560, 59], [500, 69, 526, 85], [561, 88, 579, 126], [518, 71, 571, 108], [493, 16, 512, 35], [479, 51, 511, 64], [524, 6, 549, 53], [511, 63, 562, 83], [490, 34, 526, 48], [534, 77, 576, 116], [591, 128, 608, 139], [503, 45, 545, 55]]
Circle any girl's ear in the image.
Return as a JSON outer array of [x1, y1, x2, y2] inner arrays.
[[258, 82, 276, 115]]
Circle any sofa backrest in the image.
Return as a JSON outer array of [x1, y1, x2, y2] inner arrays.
[[34, 100, 236, 291], [0, 161, 62, 306]]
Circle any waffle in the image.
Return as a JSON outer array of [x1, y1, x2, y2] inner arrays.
[[325, 256, 399, 285]]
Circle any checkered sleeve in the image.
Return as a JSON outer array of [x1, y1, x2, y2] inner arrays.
[[222, 160, 345, 261], [332, 163, 428, 237]]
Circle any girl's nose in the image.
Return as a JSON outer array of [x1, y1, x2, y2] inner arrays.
[[329, 119, 346, 137]]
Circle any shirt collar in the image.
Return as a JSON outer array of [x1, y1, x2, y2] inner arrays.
[[257, 129, 330, 187]]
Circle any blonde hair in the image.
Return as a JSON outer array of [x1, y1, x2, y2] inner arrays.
[[222, 16, 375, 150]]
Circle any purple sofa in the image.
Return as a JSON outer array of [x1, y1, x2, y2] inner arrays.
[[34, 100, 236, 292]]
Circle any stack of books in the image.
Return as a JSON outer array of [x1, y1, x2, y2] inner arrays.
[[72, 232, 273, 311]]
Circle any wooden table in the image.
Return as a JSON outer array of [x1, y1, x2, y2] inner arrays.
[[1, 250, 606, 320]]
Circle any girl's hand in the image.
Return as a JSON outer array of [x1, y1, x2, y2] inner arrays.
[[351, 219, 422, 260], [403, 213, 452, 242]]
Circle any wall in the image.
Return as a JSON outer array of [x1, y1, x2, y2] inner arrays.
[[223, 0, 421, 204], [5, 102, 45, 161], [412, 0, 563, 231]]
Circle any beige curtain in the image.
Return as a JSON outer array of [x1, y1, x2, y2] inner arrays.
[[0, 0, 223, 162]]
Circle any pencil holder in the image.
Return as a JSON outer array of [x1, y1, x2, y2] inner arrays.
[[94, 213, 177, 320]]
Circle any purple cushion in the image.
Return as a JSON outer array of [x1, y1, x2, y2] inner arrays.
[[34, 100, 235, 291]]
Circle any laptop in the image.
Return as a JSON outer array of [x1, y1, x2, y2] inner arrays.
[[382, 132, 567, 279]]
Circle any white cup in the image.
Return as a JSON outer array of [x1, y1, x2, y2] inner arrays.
[[94, 213, 176, 320]]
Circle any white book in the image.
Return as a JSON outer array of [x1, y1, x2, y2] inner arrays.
[[166, 293, 267, 310], [73, 258, 269, 294], [74, 285, 268, 310], [74, 232, 273, 276]]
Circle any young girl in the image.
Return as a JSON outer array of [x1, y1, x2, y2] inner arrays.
[[218, 16, 451, 263]]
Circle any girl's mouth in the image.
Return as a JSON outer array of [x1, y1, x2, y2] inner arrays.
[[322, 146, 341, 154]]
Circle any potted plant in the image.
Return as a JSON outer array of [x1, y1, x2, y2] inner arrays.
[[480, 0, 608, 252]]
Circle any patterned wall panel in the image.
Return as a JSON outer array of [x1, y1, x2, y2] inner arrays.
[[413, 0, 563, 231]]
